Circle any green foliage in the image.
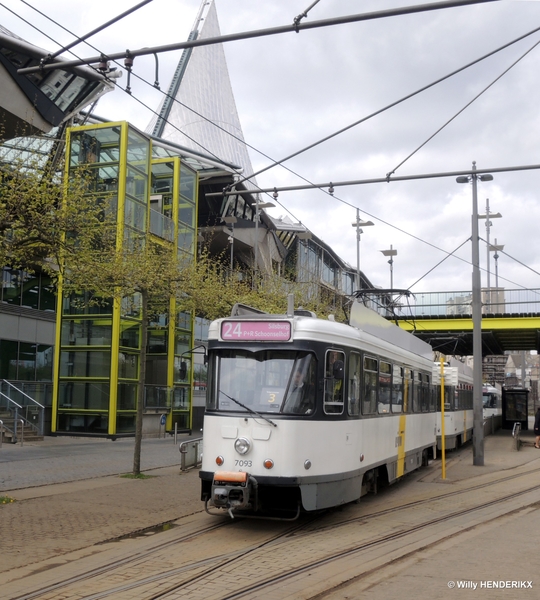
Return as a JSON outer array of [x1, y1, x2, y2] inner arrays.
[[0, 496, 15, 505]]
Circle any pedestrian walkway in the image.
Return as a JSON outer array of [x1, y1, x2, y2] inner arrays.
[[0, 433, 195, 491], [1, 428, 539, 595]]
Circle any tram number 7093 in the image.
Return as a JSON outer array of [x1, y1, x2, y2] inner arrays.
[[235, 460, 253, 467]]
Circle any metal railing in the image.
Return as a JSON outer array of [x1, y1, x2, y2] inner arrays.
[[390, 288, 540, 319], [1, 380, 45, 437], [512, 422, 522, 451], [179, 437, 203, 471]]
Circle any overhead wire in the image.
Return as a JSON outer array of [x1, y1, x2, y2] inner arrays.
[[6, 0, 540, 291], [386, 34, 540, 177]]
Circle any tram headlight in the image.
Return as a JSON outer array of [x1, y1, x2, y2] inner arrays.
[[234, 437, 251, 455]]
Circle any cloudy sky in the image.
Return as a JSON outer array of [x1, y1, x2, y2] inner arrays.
[[3, 0, 540, 296]]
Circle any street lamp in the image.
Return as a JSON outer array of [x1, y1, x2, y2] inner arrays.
[[222, 216, 237, 273], [253, 199, 275, 279], [457, 161, 493, 467], [351, 208, 374, 290], [478, 198, 502, 309], [380, 245, 397, 290], [490, 239, 504, 289]]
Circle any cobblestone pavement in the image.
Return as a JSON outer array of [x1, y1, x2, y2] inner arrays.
[[0, 434, 204, 578], [1, 429, 539, 596]]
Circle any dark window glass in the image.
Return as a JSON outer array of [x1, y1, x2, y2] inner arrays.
[[0, 340, 18, 378]]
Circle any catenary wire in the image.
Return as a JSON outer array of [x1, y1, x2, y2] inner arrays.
[[386, 35, 540, 177], [6, 0, 540, 291]]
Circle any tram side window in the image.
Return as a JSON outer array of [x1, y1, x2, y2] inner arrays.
[[363, 356, 378, 415], [412, 372, 421, 413], [324, 350, 345, 415], [348, 352, 361, 416], [420, 373, 430, 412], [429, 375, 436, 411], [379, 361, 391, 414], [392, 365, 403, 413], [403, 368, 412, 413]]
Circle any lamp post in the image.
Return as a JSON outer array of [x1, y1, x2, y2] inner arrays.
[[380, 245, 397, 290], [351, 209, 374, 290], [490, 239, 504, 289], [478, 198, 501, 310], [222, 216, 237, 273], [457, 161, 493, 467], [253, 199, 275, 282]]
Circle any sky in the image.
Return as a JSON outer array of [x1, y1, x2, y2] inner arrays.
[[3, 0, 540, 296]]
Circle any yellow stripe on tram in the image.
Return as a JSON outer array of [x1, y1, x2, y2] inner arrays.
[[397, 414, 407, 478]]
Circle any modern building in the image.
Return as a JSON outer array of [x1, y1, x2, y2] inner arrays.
[[0, 2, 375, 439]]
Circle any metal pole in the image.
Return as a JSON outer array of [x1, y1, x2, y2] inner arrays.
[[389, 245, 394, 290], [355, 209, 361, 289], [254, 199, 259, 284], [471, 162, 484, 466], [230, 223, 234, 274], [485, 199, 491, 308]]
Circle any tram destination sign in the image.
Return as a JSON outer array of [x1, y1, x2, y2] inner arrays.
[[221, 320, 291, 341]]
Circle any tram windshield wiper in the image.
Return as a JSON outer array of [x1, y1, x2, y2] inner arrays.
[[219, 390, 277, 427]]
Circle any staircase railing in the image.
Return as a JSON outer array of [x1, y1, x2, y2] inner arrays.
[[1, 380, 44, 437]]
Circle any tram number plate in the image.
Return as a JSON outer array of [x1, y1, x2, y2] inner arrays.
[[221, 321, 291, 341], [395, 436, 403, 448], [235, 460, 252, 467]]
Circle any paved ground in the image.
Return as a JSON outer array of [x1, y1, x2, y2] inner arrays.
[[0, 427, 539, 597]]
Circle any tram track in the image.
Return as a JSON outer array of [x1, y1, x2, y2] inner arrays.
[[13, 464, 540, 600]]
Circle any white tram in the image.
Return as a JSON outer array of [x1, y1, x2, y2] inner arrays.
[[432, 359, 474, 451], [199, 300, 437, 519], [483, 384, 502, 418]]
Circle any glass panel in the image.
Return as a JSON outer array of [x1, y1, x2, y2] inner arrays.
[[282, 354, 316, 415], [60, 350, 111, 377], [363, 356, 378, 415], [0, 340, 18, 378], [21, 272, 40, 309], [116, 414, 136, 433], [18, 342, 36, 380], [124, 197, 147, 231], [412, 372, 421, 413], [39, 274, 56, 311], [36, 345, 54, 381], [348, 353, 361, 416], [148, 330, 167, 354], [208, 349, 315, 415], [127, 129, 149, 169], [62, 292, 113, 315], [379, 361, 391, 414], [118, 383, 137, 410], [177, 228, 194, 253], [70, 127, 121, 167], [180, 165, 196, 200], [2, 267, 21, 305], [61, 319, 112, 346], [324, 350, 344, 415], [173, 386, 190, 409], [118, 352, 138, 379], [120, 322, 140, 348], [179, 203, 194, 227], [126, 167, 148, 202], [392, 365, 403, 413], [403, 368, 412, 413], [58, 381, 110, 410], [57, 412, 108, 433]]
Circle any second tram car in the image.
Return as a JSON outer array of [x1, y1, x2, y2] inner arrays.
[[199, 300, 437, 519], [432, 359, 474, 451], [483, 384, 502, 418]]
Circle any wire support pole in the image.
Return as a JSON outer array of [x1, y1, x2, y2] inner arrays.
[[207, 162, 540, 197]]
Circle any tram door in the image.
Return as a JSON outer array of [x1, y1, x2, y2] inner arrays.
[[502, 387, 529, 431]]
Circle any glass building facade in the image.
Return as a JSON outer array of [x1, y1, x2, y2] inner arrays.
[[52, 121, 198, 436]]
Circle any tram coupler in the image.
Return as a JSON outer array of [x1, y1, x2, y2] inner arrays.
[[210, 471, 258, 516]]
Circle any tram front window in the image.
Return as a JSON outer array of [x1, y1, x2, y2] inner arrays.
[[209, 350, 316, 414]]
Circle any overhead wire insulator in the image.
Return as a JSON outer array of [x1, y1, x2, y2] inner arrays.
[[124, 51, 134, 94]]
